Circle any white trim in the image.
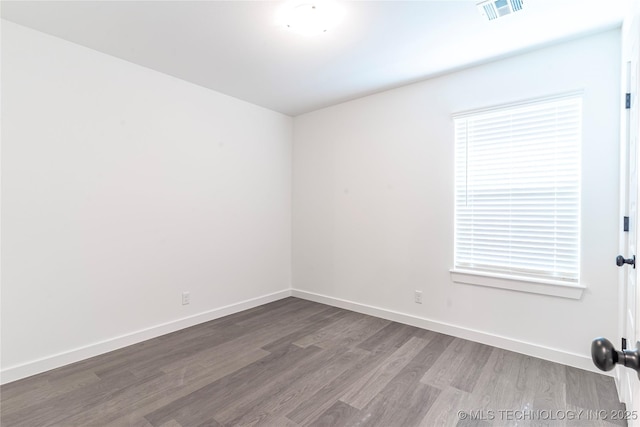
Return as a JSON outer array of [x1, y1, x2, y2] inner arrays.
[[0, 289, 292, 385], [614, 365, 633, 408], [291, 288, 605, 375], [451, 90, 584, 119], [2, 287, 606, 385], [450, 269, 586, 299]]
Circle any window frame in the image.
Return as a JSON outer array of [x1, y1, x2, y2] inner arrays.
[[450, 92, 586, 299]]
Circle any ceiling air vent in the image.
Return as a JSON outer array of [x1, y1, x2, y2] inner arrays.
[[477, 0, 524, 21]]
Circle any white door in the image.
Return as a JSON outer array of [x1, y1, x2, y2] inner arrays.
[[618, 2, 640, 418]]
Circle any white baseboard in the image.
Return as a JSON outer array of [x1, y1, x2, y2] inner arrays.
[[292, 289, 605, 376], [1, 289, 292, 385], [3, 287, 605, 385]]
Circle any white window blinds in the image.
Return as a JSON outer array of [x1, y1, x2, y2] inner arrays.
[[454, 95, 582, 283]]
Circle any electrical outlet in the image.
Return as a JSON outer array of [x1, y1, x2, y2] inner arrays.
[[414, 290, 423, 304], [182, 291, 190, 305]]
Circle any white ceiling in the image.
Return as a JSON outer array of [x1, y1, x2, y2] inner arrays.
[[1, 0, 629, 116]]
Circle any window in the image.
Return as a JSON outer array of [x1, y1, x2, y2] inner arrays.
[[452, 94, 583, 297]]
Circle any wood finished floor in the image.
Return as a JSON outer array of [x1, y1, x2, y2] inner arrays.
[[0, 297, 626, 427]]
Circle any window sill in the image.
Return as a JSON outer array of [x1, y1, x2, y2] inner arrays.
[[450, 269, 586, 300]]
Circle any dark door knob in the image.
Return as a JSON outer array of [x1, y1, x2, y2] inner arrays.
[[616, 255, 635, 268], [592, 338, 620, 371], [592, 337, 640, 378]]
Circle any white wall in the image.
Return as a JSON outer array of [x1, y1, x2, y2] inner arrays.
[[1, 21, 292, 382], [293, 30, 621, 372]]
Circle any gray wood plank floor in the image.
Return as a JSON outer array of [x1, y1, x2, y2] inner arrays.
[[0, 297, 626, 427]]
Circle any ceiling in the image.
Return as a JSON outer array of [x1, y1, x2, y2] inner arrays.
[[1, 0, 629, 116]]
